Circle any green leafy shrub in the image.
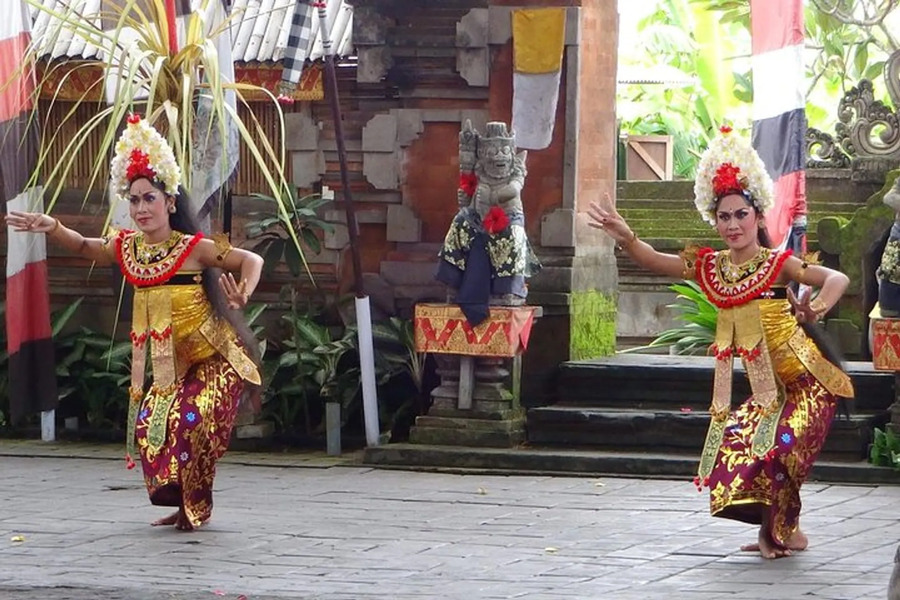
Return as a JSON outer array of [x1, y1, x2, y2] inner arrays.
[[870, 427, 900, 469]]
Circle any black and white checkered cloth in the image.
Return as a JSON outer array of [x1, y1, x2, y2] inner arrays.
[[279, 0, 314, 95]]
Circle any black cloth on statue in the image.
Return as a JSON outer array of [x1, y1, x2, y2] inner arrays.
[[455, 231, 491, 326]]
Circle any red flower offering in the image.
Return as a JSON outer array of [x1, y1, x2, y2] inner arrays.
[[127, 148, 157, 182], [459, 172, 478, 197], [712, 162, 743, 198], [483, 206, 509, 235]]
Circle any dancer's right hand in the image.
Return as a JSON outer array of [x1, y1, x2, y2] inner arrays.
[[587, 193, 634, 245], [6, 211, 57, 234]]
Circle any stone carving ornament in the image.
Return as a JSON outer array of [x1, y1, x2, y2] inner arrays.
[[807, 48, 900, 169]]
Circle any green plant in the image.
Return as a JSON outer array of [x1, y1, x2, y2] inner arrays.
[[21, 0, 301, 253], [618, 0, 736, 178], [245, 187, 334, 280], [372, 317, 431, 439], [52, 298, 132, 429], [869, 427, 900, 468], [262, 293, 359, 435], [626, 280, 718, 355]]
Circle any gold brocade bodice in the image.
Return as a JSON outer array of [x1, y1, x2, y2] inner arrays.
[[131, 275, 261, 387], [166, 283, 218, 368], [758, 298, 808, 384]]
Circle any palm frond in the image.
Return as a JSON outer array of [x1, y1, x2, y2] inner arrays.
[[21, 0, 302, 260]]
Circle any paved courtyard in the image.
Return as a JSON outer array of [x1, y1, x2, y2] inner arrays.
[[0, 446, 899, 600]]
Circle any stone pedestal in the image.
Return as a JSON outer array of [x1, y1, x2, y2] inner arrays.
[[410, 303, 537, 447], [869, 304, 900, 433]]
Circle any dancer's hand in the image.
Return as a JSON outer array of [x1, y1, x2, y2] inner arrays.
[[587, 193, 635, 245], [219, 272, 249, 310], [6, 211, 57, 234], [788, 286, 825, 323]]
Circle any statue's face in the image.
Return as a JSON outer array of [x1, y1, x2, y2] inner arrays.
[[480, 142, 514, 179]]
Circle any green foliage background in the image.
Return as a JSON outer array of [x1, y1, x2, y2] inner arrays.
[[618, 0, 899, 178]]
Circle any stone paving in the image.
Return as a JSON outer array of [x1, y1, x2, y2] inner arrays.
[[1, 442, 899, 600]]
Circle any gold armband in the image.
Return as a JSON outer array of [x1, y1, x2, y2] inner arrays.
[[796, 252, 821, 285], [679, 244, 700, 280], [212, 233, 234, 263]]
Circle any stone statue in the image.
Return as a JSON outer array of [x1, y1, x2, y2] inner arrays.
[[878, 178, 900, 316], [436, 120, 541, 325]]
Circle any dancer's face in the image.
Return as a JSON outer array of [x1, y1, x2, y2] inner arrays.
[[128, 178, 174, 239], [715, 193, 761, 253]]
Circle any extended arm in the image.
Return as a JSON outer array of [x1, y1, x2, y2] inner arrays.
[[587, 196, 687, 279], [6, 211, 114, 265]]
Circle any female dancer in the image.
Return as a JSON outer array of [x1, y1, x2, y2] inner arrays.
[[588, 126, 853, 558], [6, 114, 263, 531]]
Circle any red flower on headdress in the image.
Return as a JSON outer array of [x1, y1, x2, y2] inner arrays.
[[719, 124, 732, 134], [126, 148, 157, 183], [712, 162, 745, 199], [483, 205, 509, 235], [127, 113, 141, 125], [459, 172, 478, 197]]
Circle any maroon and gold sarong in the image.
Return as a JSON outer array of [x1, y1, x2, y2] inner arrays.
[[135, 355, 243, 527], [708, 373, 836, 545]]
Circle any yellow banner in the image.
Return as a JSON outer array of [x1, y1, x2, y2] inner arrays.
[[512, 8, 566, 74]]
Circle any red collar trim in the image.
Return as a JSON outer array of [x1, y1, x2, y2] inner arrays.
[[696, 247, 790, 308], [116, 230, 204, 287]]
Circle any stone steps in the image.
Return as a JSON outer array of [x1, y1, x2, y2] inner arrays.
[[523, 354, 895, 463], [526, 406, 883, 462], [363, 443, 900, 485], [614, 178, 862, 252], [555, 355, 894, 412]]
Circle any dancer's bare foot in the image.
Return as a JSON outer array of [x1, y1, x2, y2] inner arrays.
[[174, 508, 195, 532], [786, 528, 808, 551], [151, 511, 179, 526], [151, 508, 195, 531], [740, 528, 791, 559]]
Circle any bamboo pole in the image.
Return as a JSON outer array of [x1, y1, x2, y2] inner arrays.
[[314, 0, 380, 446]]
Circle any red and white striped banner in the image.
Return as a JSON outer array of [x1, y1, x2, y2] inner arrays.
[[750, 0, 807, 252], [1, 2, 57, 425]]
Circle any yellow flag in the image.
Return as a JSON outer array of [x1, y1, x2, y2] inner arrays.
[[512, 8, 566, 74]]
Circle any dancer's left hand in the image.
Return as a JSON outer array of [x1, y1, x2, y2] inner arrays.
[[788, 286, 819, 323], [220, 272, 249, 310]]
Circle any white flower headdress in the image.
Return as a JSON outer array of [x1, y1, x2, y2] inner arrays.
[[109, 114, 182, 197], [693, 126, 773, 226]]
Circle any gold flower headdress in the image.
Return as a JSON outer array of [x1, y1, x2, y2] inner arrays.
[[109, 114, 182, 197], [693, 126, 774, 226]]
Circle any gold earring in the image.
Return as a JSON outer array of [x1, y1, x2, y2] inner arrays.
[[168, 205, 176, 214]]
